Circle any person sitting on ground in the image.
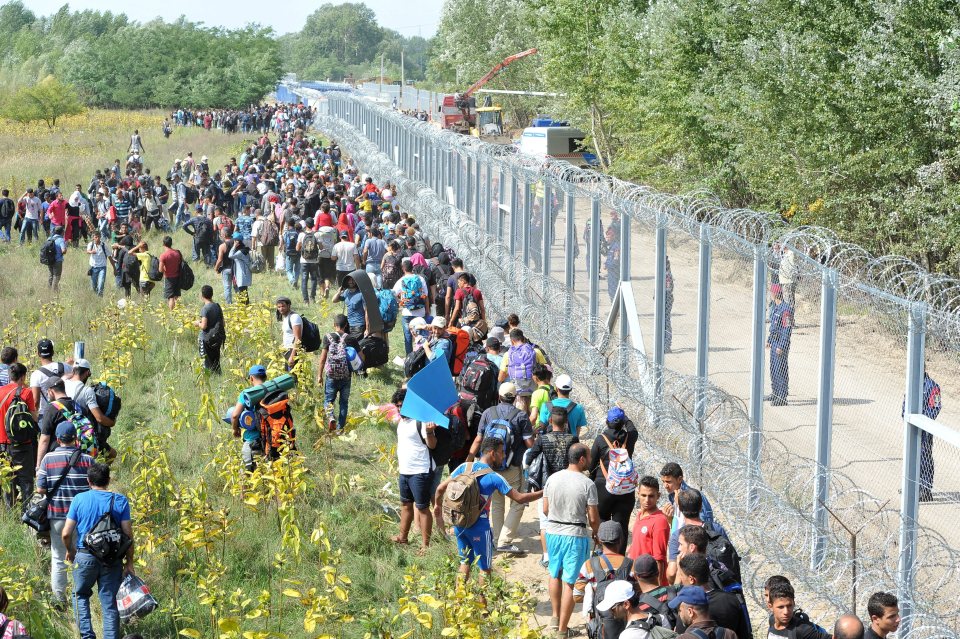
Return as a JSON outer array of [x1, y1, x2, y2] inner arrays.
[[434, 436, 542, 586]]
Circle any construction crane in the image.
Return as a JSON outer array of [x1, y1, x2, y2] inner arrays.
[[439, 48, 538, 139]]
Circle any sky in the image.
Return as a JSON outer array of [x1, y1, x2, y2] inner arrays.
[[15, 0, 445, 36]]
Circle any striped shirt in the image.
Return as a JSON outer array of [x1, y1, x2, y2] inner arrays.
[[35, 446, 93, 520]]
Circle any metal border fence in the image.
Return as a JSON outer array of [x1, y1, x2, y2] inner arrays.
[[302, 87, 960, 638]]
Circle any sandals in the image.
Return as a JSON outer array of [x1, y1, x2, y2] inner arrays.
[[390, 535, 409, 545]]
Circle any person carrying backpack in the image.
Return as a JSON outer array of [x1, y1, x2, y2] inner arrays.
[[466, 383, 534, 554], [393, 259, 429, 355], [229, 365, 267, 472], [41, 225, 68, 291], [435, 436, 542, 584], [595, 579, 678, 639], [587, 407, 639, 554], [667, 490, 735, 584], [676, 553, 752, 639], [282, 219, 301, 288], [498, 328, 550, 413], [29, 339, 73, 422], [62, 462, 135, 639], [537, 374, 587, 437], [457, 338, 501, 434], [0, 363, 38, 507], [317, 315, 358, 433], [526, 407, 579, 567], [575, 520, 632, 639], [766, 581, 830, 639]]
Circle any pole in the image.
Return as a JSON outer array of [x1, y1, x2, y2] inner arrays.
[[811, 267, 838, 568], [898, 302, 927, 637], [400, 49, 405, 106], [542, 183, 552, 279], [748, 245, 768, 508], [565, 192, 576, 290], [653, 222, 667, 407], [379, 54, 384, 99], [694, 224, 712, 468], [509, 174, 518, 255], [588, 197, 601, 342]]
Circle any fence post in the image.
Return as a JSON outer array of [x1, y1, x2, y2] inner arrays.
[[588, 197, 601, 342], [522, 176, 532, 268], [465, 156, 473, 219], [748, 245, 768, 508], [542, 183, 552, 281], [565, 192, 576, 290], [653, 221, 667, 373], [812, 267, 838, 569], [474, 157, 482, 224], [694, 224, 712, 473], [509, 174, 518, 255], [498, 168, 506, 240], [898, 302, 927, 636]]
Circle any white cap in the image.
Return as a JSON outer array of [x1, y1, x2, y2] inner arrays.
[[499, 382, 517, 398], [409, 317, 427, 331], [556, 374, 573, 391], [73, 358, 92, 371], [596, 580, 635, 612], [431, 316, 447, 329]]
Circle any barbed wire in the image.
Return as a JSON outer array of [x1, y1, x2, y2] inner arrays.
[[314, 110, 960, 639]]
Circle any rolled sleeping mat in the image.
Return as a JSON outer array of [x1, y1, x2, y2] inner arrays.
[[348, 268, 385, 334], [240, 373, 297, 407]]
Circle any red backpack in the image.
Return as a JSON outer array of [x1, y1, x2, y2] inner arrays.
[[446, 326, 471, 376]]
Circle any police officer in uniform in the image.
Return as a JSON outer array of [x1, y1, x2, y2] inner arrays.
[[903, 371, 942, 502], [766, 284, 793, 406]]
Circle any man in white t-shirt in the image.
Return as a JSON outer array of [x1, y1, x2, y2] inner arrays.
[[332, 230, 358, 287], [316, 224, 338, 298], [390, 388, 437, 551], [29, 339, 73, 420], [276, 296, 302, 371], [392, 259, 429, 355], [63, 359, 117, 460], [19, 188, 41, 244]]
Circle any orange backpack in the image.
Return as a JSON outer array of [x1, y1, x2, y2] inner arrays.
[[259, 392, 296, 459], [446, 326, 471, 376]]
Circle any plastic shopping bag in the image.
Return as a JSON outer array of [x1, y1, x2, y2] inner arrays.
[[116, 573, 157, 622]]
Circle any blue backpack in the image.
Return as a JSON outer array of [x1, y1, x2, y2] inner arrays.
[[484, 405, 516, 470], [377, 288, 399, 325], [399, 275, 425, 310]]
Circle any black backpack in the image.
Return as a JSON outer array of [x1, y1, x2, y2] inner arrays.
[[83, 492, 132, 565], [177, 253, 195, 290], [184, 186, 199, 204], [39, 237, 58, 265], [705, 524, 742, 582], [92, 382, 122, 421], [196, 217, 213, 242], [586, 554, 633, 639], [359, 335, 389, 369], [298, 316, 322, 352], [458, 355, 498, 410], [637, 587, 680, 630], [404, 347, 429, 379], [417, 412, 465, 468], [148, 255, 162, 282], [4, 386, 37, 445]]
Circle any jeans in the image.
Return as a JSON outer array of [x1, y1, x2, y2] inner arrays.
[[221, 269, 234, 304], [324, 377, 351, 430], [301, 262, 319, 303], [0, 218, 10, 241], [90, 266, 106, 296], [73, 551, 123, 639], [19, 217, 38, 244], [50, 518, 68, 603], [285, 255, 301, 287], [48, 262, 64, 289], [365, 263, 382, 288], [401, 315, 417, 355]]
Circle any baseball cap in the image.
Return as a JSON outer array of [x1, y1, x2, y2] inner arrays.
[[232, 232, 242, 240], [607, 407, 626, 425], [73, 358, 92, 372], [668, 585, 709, 609], [499, 382, 517, 399], [597, 520, 623, 543], [485, 337, 502, 350], [633, 554, 659, 579], [555, 374, 573, 392], [431, 316, 447, 329], [275, 296, 292, 305], [340, 230, 349, 238], [596, 580, 635, 612], [248, 364, 267, 378], [409, 317, 428, 331], [37, 339, 54, 358], [55, 421, 77, 441]]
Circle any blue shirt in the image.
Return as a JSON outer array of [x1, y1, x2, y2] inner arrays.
[[342, 288, 365, 327], [538, 397, 587, 435], [667, 520, 730, 561], [449, 461, 512, 533], [66, 489, 131, 550], [429, 337, 452, 364], [667, 479, 717, 533], [235, 214, 254, 241], [51, 234, 67, 263]]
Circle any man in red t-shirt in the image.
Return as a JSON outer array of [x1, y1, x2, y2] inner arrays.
[[314, 203, 335, 230], [628, 475, 671, 585], [0, 362, 39, 506], [158, 235, 183, 310], [449, 273, 487, 328]]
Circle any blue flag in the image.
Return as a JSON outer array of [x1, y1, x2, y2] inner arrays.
[[401, 355, 459, 428]]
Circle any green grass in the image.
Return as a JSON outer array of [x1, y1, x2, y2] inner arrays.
[[0, 112, 543, 639]]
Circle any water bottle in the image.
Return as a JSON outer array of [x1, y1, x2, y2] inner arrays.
[[74, 341, 85, 360]]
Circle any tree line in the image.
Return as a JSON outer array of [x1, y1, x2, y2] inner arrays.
[[429, 0, 960, 275]]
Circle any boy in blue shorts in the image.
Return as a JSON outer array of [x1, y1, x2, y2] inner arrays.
[[434, 436, 542, 583]]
